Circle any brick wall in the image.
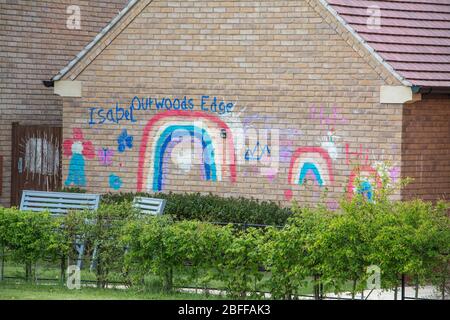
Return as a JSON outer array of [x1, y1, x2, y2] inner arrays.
[[61, 0, 404, 207], [402, 94, 450, 202], [0, 0, 129, 206]]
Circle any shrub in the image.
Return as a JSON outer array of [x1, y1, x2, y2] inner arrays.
[[263, 206, 332, 299], [370, 199, 450, 295], [102, 192, 291, 225], [316, 198, 375, 298], [0, 208, 68, 281], [122, 215, 185, 292], [218, 227, 265, 299], [84, 201, 139, 288], [1, 188, 448, 299]]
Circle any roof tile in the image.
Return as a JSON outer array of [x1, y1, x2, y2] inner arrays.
[[326, 0, 450, 87]]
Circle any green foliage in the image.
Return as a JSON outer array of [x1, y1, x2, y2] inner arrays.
[[315, 201, 374, 297], [122, 217, 234, 293], [59, 186, 87, 193], [263, 207, 332, 299], [85, 201, 139, 288], [0, 185, 448, 299], [102, 192, 291, 225], [0, 208, 67, 281], [370, 200, 450, 291], [218, 228, 265, 299]]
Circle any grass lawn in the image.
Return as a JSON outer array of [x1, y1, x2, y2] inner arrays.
[[1, 260, 356, 298], [0, 281, 221, 300]]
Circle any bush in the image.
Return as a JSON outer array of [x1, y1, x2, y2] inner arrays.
[[263, 206, 332, 299], [218, 228, 265, 299], [0, 208, 68, 281], [1, 187, 448, 299], [85, 201, 139, 288], [103, 192, 291, 225], [370, 199, 449, 295], [314, 197, 378, 298], [122, 216, 234, 293]]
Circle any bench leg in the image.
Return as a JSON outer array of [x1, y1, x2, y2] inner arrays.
[[75, 241, 85, 269], [90, 246, 98, 272]]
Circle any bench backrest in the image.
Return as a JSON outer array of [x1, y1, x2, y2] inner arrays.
[[19, 190, 101, 215], [133, 197, 166, 215]]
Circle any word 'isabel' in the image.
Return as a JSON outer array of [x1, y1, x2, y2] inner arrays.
[[88, 96, 235, 125]]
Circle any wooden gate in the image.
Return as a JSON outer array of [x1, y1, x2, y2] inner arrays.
[[11, 123, 62, 206]]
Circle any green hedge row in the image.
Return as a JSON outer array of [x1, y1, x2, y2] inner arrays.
[[1, 196, 448, 299], [102, 192, 292, 226], [61, 187, 292, 225]]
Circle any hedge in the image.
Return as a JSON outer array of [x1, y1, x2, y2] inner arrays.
[[1, 196, 448, 299], [102, 192, 292, 226], [61, 188, 292, 226]]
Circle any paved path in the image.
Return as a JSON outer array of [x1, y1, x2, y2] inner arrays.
[[179, 286, 448, 300]]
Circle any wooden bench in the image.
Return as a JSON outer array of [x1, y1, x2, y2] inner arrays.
[[133, 196, 166, 215], [19, 190, 101, 269]]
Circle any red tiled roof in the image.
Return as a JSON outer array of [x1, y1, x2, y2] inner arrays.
[[326, 0, 450, 87]]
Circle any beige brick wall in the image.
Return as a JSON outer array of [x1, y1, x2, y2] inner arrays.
[[61, 0, 404, 208], [0, 0, 129, 206], [402, 95, 450, 202]]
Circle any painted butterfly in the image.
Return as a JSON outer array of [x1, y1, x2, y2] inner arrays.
[[97, 147, 114, 166], [117, 129, 133, 153]]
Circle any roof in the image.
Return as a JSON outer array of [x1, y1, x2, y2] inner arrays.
[[52, 0, 139, 81], [325, 0, 450, 88], [53, 0, 450, 88]]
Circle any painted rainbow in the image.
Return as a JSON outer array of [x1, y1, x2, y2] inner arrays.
[[288, 147, 334, 187], [137, 110, 237, 192]]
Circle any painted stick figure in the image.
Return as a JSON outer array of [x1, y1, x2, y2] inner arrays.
[[63, 128, 95, 187]]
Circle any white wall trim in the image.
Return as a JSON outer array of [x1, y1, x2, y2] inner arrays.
[[380, 86, 422, 104], [54, 80, 82, 97]]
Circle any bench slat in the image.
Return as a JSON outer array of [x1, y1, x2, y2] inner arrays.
[[24, 191, 99, 200], [20, 190, 100, 215], [133, 197, 166, 215], [136, 198, 164, 205], [135, 203, 161, 210], [20, 207, 69, 214], [22, 202, 95, 210], [22, 197, 97, 205]]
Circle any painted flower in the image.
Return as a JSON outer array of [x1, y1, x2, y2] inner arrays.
[[117, 129, 133, 153], [109, 174, 123, 190], [63, 128, 95, 159]]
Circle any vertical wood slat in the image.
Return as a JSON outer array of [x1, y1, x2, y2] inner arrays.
[[10, 124, 62, 207]]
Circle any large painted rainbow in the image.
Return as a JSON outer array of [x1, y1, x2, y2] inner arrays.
[[137, 110, 237, 192]]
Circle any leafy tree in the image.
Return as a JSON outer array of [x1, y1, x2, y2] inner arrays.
[[0, 208, 67, 282], [218, 227, 265, 299]]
